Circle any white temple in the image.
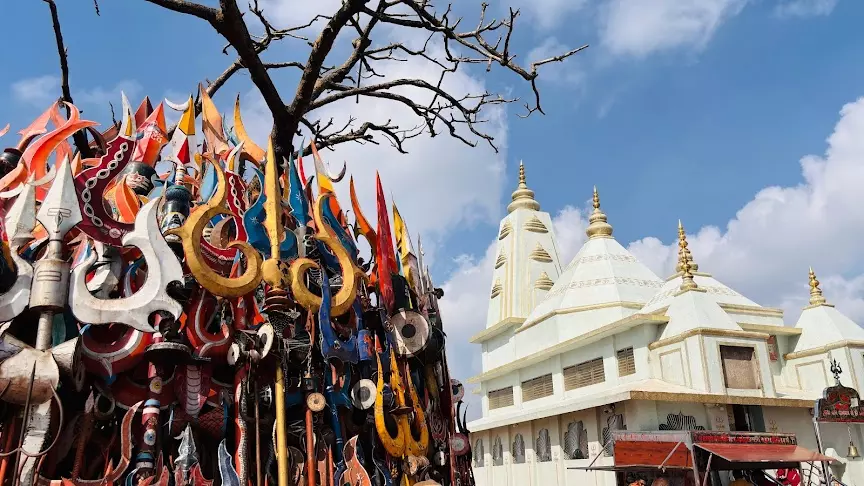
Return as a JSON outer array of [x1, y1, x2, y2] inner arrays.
[[468, 163, 864, 485]]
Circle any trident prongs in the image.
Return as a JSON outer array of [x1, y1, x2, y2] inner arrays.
[[0, 182, 35, 321], [167, 158, 263, 299], [69, 199, 184, 333], [261, 137, 287, 290]]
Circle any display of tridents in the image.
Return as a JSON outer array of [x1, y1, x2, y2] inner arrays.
[[0, 88, 474, 486]]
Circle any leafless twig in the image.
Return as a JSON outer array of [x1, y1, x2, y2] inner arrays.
[[138, 0, 586, 162], [43, 0, 93, 158]]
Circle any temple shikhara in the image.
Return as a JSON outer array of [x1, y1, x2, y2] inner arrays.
[[0, 94, 470, 486], [469, 163, 864, 485]]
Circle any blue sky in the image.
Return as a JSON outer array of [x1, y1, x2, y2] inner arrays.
[[3, 0, 864, 416], [2, 0, 862, 254]]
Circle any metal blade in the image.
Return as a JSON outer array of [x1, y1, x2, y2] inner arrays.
[[36, 155, 81, 240]]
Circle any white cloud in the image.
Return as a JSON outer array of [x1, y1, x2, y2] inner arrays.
[[12, 75, 60, 106], [627, 97, 864, 323], [774, 0, 838, 18], [599, 0, 749, 57], [239, 36, 508, 256], [446, 96, 864, 422], [76, 80, 143, 108], [255, 0, 340, 31], [505, 0, 590, 30], [11, 76, 142, 111]]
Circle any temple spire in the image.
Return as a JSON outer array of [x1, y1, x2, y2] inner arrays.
[[507, 160, 541, 213], [808, 267, 828, 307], [676, 220, 699, 291], [585, 186, 613, 239], [675, 220, 699, 273]]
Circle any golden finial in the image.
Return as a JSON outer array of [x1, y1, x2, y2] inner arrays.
[[808, 267, 828, 306], [507, 160, 541, 213], [676, 220, 699, 291], [586, 186, 613, 239], [680, 253, 698, 291], [675, 220, 699, 273]]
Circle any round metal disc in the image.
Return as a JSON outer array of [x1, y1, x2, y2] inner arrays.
[[390, 310, 430, 356], [451, 379, 464, 402], [350, 379, 376, 410], [306, 392, 326, 412]]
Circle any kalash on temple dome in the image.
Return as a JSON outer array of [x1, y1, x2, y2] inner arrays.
[[0, 92, 471, 486]]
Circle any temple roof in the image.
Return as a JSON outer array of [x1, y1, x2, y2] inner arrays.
[[640, 221, 761, 314], [792, 268, 864, 353], [519, 189, 662, 331], [658, 255, 742, 340], [661, 289, 743, 339]]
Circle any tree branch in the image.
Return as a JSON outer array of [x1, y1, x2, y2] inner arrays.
[[365, 1, 587, 116], [43, 0, 93, 159], [311, 2, 384, 100], [142, 0, 219, 22], [142, 0, 585, 159], [285, 0, 365, 128]]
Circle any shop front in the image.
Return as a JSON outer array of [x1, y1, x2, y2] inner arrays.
[[572, 430, 834, 486]]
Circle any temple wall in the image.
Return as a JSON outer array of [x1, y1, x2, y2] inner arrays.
[[472, 400, 864, 485], [472, 408, 616, 486], [483, 329, 516, 370]]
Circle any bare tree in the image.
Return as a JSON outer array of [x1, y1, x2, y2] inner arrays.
[[43, 0, 95, 158], [64, 0, 587, 162]]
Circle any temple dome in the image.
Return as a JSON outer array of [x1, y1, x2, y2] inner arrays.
[[792, 268, 864, 353], [640, 221, 761, 314], [519, 188, 662, 332]]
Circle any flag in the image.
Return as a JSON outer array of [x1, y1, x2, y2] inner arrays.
[[393, 202, 410, 261], [375, 173, 398, 314]]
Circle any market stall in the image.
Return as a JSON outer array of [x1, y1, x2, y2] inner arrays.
[[571, 430, 834, 486]]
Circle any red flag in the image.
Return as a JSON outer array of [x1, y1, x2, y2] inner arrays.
[[375, 173, 398, 314]]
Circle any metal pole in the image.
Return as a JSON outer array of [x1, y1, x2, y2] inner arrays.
[[658, 442, 683, 471], [701, 453, 714, 486], [274, 367, 288, 486], [812, 417, 833, 486]]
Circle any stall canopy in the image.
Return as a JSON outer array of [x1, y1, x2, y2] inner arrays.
[[692, 431, 834, 469], [572, 431, 834, 473], [695, 443, 834, 469]]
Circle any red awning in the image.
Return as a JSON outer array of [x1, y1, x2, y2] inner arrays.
[[696, 443, 835, 464]]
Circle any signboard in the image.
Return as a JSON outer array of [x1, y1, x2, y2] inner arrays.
[[815, 384, 864, 423], [612, 431, 690, 443], [611, 430, 797, 445], [691, 431, 797, 446]]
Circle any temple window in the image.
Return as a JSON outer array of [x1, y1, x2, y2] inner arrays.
[[720, 345, 760, 389], [564, 357, 605, 390], [522, 374, 554, 401], [488, 386, 514, 409], [617, 347, 636, 376]]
